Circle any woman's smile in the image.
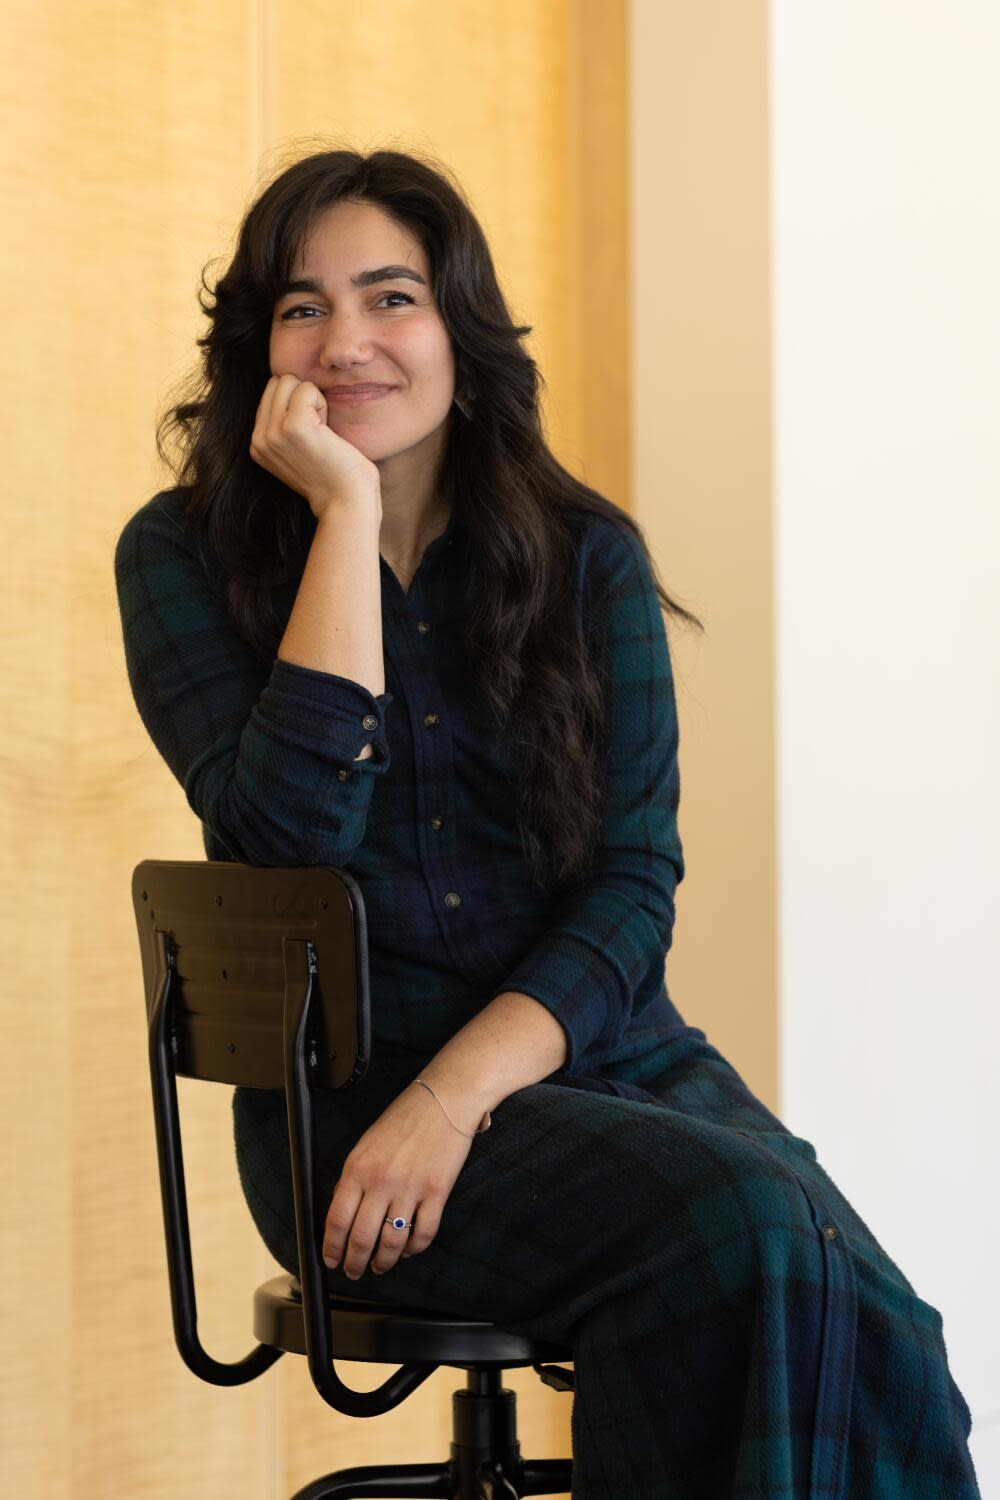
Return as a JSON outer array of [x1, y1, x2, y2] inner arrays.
[[323, 384, 398, 404]]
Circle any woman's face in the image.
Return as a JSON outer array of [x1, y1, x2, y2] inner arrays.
[[269, 198, 456, 470]]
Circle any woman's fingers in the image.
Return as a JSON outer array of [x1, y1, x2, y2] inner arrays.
[[322, 1176, 362, 1269], [251, 373, 301, 454], [249, 374, 282, 461], [325, 1186, 446, 1278], [340, 1193, 403, 1281], [404, 1195, 443, 1255], [371, 1204, 419, 1275], [370, 1191, 444, 1273], [248, 371, 380, 516]]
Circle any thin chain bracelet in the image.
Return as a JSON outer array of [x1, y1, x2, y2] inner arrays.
[[414, 1077, 492, 1138]]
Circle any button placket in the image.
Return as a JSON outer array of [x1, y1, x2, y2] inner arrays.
[[422, 710, 458, 911], [395, 573, 492, 975]]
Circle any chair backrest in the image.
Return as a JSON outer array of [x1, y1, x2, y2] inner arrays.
[[131, 858, 372, 1090], [130, 858, 438, 1416]]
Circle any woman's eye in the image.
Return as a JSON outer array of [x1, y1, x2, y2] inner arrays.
[[279, 291, 416, 321]]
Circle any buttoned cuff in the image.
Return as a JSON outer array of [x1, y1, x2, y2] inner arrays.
[[254, 656, 394, 767]]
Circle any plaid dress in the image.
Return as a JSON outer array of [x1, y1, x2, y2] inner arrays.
[[115, 488, 981, 1498]]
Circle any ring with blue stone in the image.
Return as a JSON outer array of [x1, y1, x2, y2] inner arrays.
[[384, 1215, 413, 1231]]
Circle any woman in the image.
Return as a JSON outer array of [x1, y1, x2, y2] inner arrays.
[[114, 147, 980, 1498]]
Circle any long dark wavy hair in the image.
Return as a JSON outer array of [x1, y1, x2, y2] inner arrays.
[[155, 144, 703, 893]]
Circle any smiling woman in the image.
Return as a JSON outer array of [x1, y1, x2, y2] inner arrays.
[[268, 202, 457, 512], [114, 146, 982, 1499]]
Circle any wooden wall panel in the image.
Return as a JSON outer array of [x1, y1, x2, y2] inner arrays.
[[631, 0, 776, 1106], [2, 2, 629, 1495], [4, 8, 280, 1499], [3, 23, 74, 1500]]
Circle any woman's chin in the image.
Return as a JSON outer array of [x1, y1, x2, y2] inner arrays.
[[324, 418, 381, 451]]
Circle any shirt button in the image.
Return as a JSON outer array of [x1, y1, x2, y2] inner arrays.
[[423, 712, 440, 727], [444, 891, 461, 908], [417, 620, 430, 635], [362, 714, 378, 730], [822, 1224, 838, 1240], [429, 816, 444, 830], [337, 768, 351, 782]]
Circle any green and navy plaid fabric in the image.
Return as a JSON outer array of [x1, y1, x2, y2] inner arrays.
[[114, 486, 692, 1072], [231, 1035, 982, 1499], [116, 487, 982, 1497]]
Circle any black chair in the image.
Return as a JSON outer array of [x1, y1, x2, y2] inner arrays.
[[130, 858, 575, 1499]]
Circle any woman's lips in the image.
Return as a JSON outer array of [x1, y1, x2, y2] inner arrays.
[[324, 386, 397, 404]]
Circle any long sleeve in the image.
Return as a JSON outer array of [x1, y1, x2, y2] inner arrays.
[[487, 518, 685, 1070], [113, 490, 393, 866]]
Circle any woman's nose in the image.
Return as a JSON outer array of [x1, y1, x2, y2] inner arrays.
[[318, 310, 374, 365]]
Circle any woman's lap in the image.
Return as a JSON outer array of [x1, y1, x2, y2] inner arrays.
[[233, 1028, 814, 1325], [231, 1026, 979, 1496], [234, 1027, 899, 1319]]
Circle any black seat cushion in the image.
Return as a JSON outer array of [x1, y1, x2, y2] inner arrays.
[[253, 1273, 573, 1367]]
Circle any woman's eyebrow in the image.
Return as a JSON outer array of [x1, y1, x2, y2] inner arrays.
[[277, 265, 427, 298]]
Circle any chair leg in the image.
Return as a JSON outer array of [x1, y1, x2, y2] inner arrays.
[[288, 1456, 573, 1500], [289, 1460, 453, 1498], [466, 1457, 573, 1498], [517, 1459, 574, 1496], [289, 1366, 573, 1499]]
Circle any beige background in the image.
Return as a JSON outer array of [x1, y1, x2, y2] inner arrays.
[[1, 2, 771, 1496], [631, 0, 775, 1102]]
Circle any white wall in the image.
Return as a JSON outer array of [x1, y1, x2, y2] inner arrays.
[[771, 1, 1000, 1484]]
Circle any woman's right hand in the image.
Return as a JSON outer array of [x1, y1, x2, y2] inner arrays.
[[249, 372, 382, 521]]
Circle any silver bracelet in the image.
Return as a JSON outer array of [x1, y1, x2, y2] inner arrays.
[[414, 1077, 491, 1138]]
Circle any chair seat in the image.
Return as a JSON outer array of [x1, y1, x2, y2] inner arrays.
[[252, 1274, 574, 1370]]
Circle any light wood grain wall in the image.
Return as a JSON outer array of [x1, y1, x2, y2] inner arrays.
[[631, 1, 776, 1107], [1, 2, 628, 1497]]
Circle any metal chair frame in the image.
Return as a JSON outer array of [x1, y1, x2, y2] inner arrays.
[[131, 858, 574, 1499]]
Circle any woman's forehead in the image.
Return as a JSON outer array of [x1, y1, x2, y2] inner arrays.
[[293, 200, 425, 271]]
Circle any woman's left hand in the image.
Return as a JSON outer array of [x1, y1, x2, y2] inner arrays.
[[322, 1079, 479, 1279]]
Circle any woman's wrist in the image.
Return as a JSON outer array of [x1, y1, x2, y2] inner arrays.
[[411, 992, 568, 1135], [411, 1077, 491, 1137], [312, 483, 382, 526], [410, 1062, 495, 1136]]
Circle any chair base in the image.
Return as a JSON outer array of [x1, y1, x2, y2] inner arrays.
[[291, 1367, 572, 1498], [253, 1275, 573, 1496], [292, 1459, 572, 1499]]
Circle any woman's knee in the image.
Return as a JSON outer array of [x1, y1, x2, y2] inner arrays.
[[626, 1121, 826, 1291], [722, 1130, 832, 1285]]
